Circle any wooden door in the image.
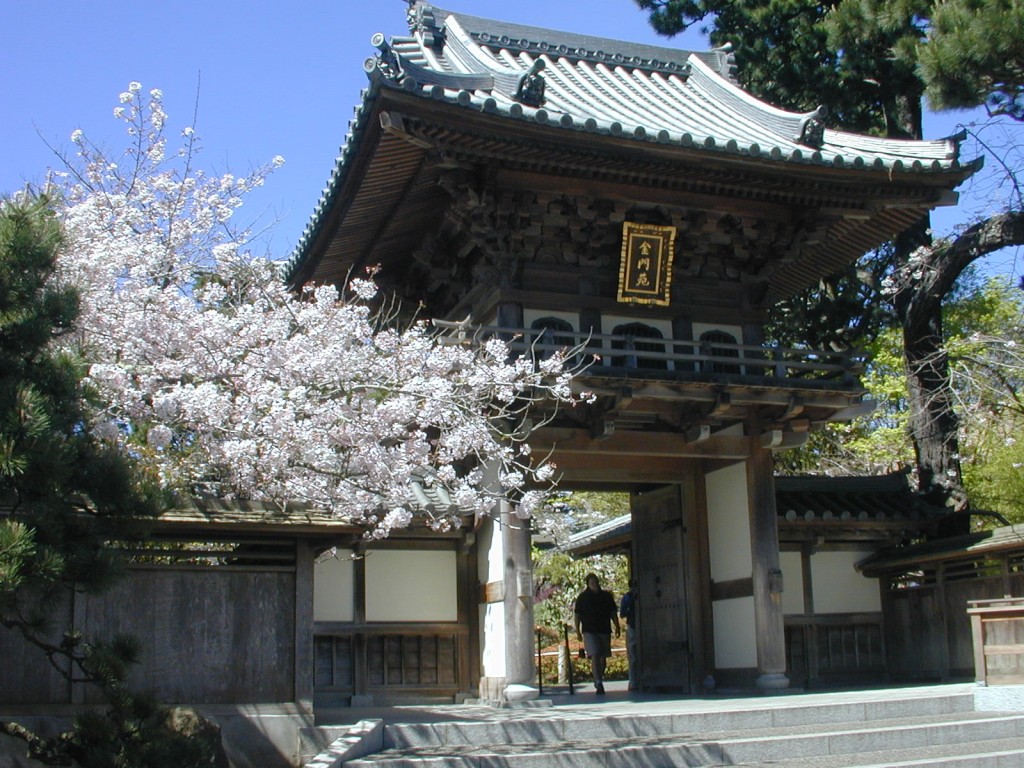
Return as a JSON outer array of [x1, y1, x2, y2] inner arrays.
[[632, 485, 692, 692]]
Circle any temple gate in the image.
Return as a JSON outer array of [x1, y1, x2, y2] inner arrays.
[[287, 2, 975, 699]]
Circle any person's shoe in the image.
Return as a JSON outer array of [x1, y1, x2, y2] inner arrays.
[[595, 683, 605, 694]]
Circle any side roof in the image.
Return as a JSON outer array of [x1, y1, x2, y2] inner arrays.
[[286, 2, 975, 285], [562, 473, 942, 557]]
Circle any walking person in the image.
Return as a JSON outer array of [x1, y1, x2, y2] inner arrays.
[[574, 572, 620, 694], [619, 578, 639, 691]]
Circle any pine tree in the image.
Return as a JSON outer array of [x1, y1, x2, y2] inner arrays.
[[0, 195, 219, 767], [917, 0, 1024, 120], [635, 0, 1024, 525]]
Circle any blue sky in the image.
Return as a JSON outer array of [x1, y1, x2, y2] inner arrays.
[[1, 1, 1016, 277]]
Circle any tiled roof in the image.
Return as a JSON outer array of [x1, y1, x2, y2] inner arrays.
[[564, 513, 632, 554], [562, 472, 942, 556], [154, 476, 464, 533], [286, 3, 973, 281], [392, 7, 958, 170], [857, 522, 1024, 576], [775, 473, 941, 524]]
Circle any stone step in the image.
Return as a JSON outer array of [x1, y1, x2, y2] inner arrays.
[[732, 736, 1024, 767], [380, 691, 975, 750], [342, 711, 1024, 767]]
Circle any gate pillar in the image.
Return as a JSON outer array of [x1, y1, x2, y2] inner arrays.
[[501, 505, 537, 691], [746, 419, 790, 690]]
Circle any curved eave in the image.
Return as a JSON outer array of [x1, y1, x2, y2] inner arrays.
[[389, 13, 969, 174], [390, 74, 972, 176], [286, 26, 978, 288]]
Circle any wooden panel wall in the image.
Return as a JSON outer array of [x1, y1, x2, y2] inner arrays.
[[1, 561, 298, 706], [313, 627, 467, 706], [0, 591, 74, 704], [884, 588, 945, 680], [79, 567, 296, 704], [881, 555, 1024, 682], [943, 577, 1010, 677]]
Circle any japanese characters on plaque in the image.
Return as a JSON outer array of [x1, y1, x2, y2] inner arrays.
[[616, 222, 677, 306]]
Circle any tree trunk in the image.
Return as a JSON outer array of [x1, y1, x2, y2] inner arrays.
[[900, 299, 968, 512], [892, 216, 969, 530], [893, 210, 1024, 530]]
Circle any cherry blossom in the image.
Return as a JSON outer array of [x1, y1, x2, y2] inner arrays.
[[50, 85, 583, 537]]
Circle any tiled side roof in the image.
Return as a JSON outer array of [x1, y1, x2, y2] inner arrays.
[[154, 475, 464, 531], [562, 473, 942, 556], [564, 513, 632, 553], [857, 523, 1024, 575]]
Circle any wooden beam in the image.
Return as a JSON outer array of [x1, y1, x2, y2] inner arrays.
[[710, 577, 754, 601], [294, 540, 315, 713], [495, 167, 797, 220], [546, 453, 696, 485], [531, 427, 749, 459], [781, 396, 805, 421]]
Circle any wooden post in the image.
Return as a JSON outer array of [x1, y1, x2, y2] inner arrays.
[[294, 539, 315, 714], [457, 531, 475, 699], [746, 418, 790, 691], [801, 544, 819, 686], [501, 503, 536, 688], [352, 542, 368, 702]]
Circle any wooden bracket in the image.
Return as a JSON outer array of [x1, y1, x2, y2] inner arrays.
[[781, 396, 804, 421], [710, 391, 732, 418], [590, 418, 615, 440], [685, 424, 711, 444]]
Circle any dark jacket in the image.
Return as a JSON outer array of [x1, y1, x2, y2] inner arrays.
[[575, 587, 617, 634]]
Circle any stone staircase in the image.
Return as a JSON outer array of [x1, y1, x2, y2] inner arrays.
[[302, 685, 1024, 767]]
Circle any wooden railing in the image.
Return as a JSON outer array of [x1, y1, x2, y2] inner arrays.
[[314, 622, 469, 706], [434, 321, 866, 386], [968, 597, 1024, 685], [785, 613, 886, 687]]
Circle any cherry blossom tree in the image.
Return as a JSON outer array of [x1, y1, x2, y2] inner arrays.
[[52, 83, 582, 537]]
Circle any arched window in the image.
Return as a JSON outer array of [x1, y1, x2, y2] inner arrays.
[[611, 322, 666, 370], [700, 330, 740, 375], [530, 317, 576, 362]]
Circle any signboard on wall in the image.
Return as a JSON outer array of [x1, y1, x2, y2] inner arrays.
[[617, 222, 677, 306]]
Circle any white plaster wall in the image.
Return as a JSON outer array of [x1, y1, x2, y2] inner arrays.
[[477, 512, 507, 677], [365, 550, 457, 622], [779, 550, 805, 615], [481, 602, 507, 677], [480, 511, 504, 584], [706, 460, 752, 583], [713, 597, 757, 667], [313, 552, 356, 622], [811, 551, 881, 614]]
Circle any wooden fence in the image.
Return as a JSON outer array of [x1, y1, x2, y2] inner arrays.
[[785, 613, 886, 687], [877, 549, 1024, 681], [0, 537, 304, 706], [968, 597, 1024, 685]]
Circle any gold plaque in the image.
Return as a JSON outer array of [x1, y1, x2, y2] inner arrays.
[[617, 222, 676, 305]]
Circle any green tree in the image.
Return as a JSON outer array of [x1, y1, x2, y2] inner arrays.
[[778, 272, 1024, 527], [533, 492, 630, 633], [0, 195, 218, 767], [635, 0, 1024, 522], [945, 276, 1024, 523], [917, 0, 1024, 120]]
